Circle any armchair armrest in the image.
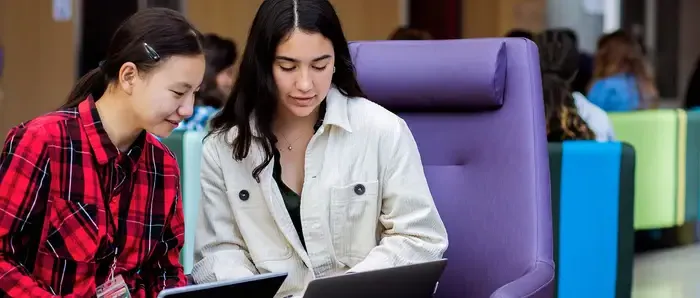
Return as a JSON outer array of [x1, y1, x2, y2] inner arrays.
[[186, 274, 196, 285], [490, 261, 555, 298]]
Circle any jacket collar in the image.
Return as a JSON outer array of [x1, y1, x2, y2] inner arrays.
[[322, 87, 353, 133]]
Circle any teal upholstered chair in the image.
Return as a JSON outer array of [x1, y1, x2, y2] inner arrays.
[[549, 141, 635, 298], [161, 130, 207, 274]]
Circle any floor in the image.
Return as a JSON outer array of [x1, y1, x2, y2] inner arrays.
[[633, 244, 700, 297]]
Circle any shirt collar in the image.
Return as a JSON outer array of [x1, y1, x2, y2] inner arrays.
[[78, 97, 146, 170]]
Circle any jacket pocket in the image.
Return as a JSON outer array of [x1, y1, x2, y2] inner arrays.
[[227, 188, 292, 263], [39, 198, 100, 263], [34, 250, 98, 296], [329, 180, 379, 267]]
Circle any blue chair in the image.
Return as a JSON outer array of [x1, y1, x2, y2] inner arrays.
[[548, 141, 635, 298]]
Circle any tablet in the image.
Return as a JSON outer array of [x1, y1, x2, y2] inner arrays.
[[303, 259, 447, 298], [157, 272, 288, 298]]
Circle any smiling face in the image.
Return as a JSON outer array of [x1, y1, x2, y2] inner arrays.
[[272, 29, 335, 119], [125, 54, 206, 138]]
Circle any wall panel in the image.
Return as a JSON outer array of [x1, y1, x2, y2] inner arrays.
[[185, 0, 402, 47], [0, 0, 77, 142], [462, 0, 546, 38]]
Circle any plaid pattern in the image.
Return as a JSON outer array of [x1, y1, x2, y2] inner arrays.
[[175, 106, 218, 131], [0, 97, 186, 297]]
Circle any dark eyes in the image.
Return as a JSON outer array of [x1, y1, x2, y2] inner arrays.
[[279, 65, 328, 72]]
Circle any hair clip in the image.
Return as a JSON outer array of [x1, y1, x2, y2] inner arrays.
[[143, 43, 161, 62]]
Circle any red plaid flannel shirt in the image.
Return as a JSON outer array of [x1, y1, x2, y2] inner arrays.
[[0, 98, 186, 297]]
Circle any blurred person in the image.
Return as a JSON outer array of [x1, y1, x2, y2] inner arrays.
[[505, 28, 534, 40], [558, 28, 595, 96], [192, 0, 448, 296], [388, 26, 433, 40], [535, 29, 615, 142], [587, 30, 658, 111], [0, 8, 204, 297], [177, 33, 238, 131]]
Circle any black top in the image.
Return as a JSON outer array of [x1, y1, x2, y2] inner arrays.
[[271, 102, 326, 250]]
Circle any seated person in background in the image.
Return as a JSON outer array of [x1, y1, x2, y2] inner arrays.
[[505, 28, 534, 40], [534, 29, 614, 142], [587, 30, 658, 111], [387, 26, 433, 40], [0, 8, 202, 297], [177, 33, 237, 131], [559, 28, 594, 96], [191, 0, 448, 297]]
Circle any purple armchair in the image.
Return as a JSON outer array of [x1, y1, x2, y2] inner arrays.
[[349, 38, 554, 298]]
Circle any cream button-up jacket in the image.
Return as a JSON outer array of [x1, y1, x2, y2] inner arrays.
[[191, 87, 448, 297]]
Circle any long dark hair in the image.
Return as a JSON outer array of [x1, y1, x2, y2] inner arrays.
[[197, 33, 238, 108], [62, 8, 203, 109], [209, 0, 366, 182], [534, 29, 596, 142]]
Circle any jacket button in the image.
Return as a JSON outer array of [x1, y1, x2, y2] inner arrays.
[[239, 190, 250, 201], [353, 184, 365, 195]]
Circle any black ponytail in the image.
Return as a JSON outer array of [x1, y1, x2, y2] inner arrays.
[[61, 67, 108, 109]]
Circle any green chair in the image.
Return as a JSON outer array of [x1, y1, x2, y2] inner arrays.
[[180, 131, 207, 274], [686, 110, 700, 224], [609, 110, 681, 230], [161, 131, 185, 187], [161, 130, 207, 274]]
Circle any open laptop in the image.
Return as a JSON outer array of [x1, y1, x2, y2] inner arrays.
[[157, 272, 288, 298], [303, 259, 447, 298]]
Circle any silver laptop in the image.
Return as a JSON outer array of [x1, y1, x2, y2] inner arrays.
[[157, 272, 288, 298], [303, 259, 448, 298]]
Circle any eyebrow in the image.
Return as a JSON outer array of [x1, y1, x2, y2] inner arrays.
[[172, 82, 193, 89], [275, 54, 332, 63]]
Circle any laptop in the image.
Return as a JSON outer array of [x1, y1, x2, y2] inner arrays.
[[303, 259, 447, 298], [157, 272, 288, 298]]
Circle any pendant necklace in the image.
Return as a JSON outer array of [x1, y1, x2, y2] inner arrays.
[[280, 133, 304, 151]]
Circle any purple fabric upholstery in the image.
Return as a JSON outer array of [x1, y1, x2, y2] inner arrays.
[[349, 40, 506, 111], [351, 38, 554, 298]]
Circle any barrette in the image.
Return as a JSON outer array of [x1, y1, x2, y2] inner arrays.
[[143, 42, 161, 61]]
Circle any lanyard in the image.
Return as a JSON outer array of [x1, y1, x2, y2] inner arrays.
[[108, 247, 119, 280], [103, 161, 122, 279]]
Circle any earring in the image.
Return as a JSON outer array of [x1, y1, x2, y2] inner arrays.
[[333, 66, 336, 73]]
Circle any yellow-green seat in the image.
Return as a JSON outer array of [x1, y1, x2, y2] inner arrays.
[[609, 110, 682, 230]]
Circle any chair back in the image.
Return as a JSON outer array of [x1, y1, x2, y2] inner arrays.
[[351, 38, 554, 297]]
